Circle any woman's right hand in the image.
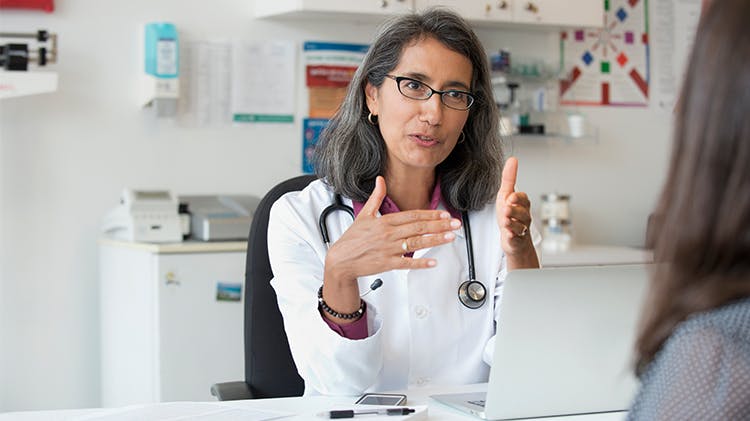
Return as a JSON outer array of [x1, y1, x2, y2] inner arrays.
[[321, 176, 461, 319]]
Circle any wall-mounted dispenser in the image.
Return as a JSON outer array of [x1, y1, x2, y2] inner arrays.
[[141, 22, 179, 118]]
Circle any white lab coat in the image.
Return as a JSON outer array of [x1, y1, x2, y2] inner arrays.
[[268, 179, 541, 396]]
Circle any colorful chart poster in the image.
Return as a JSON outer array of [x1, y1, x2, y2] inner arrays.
[[302, 118, 329, 174], [560, 0, 650, 106], [304, 41, 369, 118]]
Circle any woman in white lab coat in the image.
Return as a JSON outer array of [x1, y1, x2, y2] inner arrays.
[[268, 8, 540, 396]]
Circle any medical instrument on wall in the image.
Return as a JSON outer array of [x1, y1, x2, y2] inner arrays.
[[318, 194, 486, 308], [0, 30, 57, 71]]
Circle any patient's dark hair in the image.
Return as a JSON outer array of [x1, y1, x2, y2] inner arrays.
[[313, 7, 503, 211], [634, 0, 750, 373]]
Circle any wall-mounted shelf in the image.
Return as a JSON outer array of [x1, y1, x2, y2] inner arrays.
[[0, 71, 58, 99]]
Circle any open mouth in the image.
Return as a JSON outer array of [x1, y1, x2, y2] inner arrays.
[[410, 134, 440, 146]]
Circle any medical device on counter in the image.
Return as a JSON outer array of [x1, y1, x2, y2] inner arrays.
[[102, 189, 183, 243], [179, 195, 261, 241]]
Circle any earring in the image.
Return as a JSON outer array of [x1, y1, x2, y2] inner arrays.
[[457, 131, 465, 144], [367, 112, 378, 125]]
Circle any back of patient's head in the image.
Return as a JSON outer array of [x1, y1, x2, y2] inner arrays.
[[636, 0, 750, 369]]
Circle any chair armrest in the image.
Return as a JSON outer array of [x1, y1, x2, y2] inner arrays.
[[210, 381, 255, 401]]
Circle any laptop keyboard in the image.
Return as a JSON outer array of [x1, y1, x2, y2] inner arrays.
[[468, 400, 486, 407]]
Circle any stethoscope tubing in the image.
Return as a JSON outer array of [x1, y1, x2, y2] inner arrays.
[[318, 193, 485, 308]]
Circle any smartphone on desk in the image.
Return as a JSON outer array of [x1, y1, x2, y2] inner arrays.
[[355, 393, 407, 406]]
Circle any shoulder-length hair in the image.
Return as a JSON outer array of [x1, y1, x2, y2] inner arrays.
[[635, 0, 750, 373], [313, 7, 503, 211]]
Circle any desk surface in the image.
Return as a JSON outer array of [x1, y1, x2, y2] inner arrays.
[[2, 383, 627, 421]]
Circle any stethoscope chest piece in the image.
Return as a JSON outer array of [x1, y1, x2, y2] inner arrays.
[[458, 279, 486, 309]]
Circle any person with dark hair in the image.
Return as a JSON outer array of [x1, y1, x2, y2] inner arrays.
[[268, 8, 540, 395], [628, 0, 750, 418]]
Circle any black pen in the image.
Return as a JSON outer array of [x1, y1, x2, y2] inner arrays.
[[328, 407, 416, 418]]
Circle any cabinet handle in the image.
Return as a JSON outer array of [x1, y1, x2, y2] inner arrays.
[[164, 271, 181, 286], [497, 1, 508, 9], [380, 0, 388, 8], [526, 2, 539, 13], [486, 3, 491, 13]]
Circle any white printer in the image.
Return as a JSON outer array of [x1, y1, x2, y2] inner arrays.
[[179, 195, 261, 241], [102, 189, 183, 243]]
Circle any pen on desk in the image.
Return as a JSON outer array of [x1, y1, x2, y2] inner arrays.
[[328, 408, 416, 418]]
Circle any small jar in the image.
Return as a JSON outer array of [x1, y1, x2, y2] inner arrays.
[[540, 193, 572, 252], [542, 218, 572, 252], [540, 193, 570, 221]]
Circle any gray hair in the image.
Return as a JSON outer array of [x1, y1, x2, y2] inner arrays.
[[313, 7, 503, 211]]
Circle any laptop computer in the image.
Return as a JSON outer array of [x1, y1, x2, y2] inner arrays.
[[431, 264, 651, 420]]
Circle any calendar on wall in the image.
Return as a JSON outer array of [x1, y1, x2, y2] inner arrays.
[[559, 0, 650, 107]]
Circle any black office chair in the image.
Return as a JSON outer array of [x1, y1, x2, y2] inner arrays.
[[211, 174, 317, 400]]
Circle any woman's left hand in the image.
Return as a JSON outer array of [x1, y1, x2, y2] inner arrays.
[[496, 157, 540, 270]]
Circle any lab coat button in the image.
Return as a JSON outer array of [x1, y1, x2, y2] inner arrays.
[[414, 305, 428, 319]]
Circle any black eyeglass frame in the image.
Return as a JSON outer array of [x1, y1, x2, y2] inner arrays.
[[384, 74, 476, 111]]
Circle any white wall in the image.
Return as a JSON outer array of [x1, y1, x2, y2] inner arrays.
[[0, 0, 674, 411]]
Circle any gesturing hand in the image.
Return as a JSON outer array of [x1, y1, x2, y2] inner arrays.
[[495, 157, 538, 268], [324, 176, 462, 288], [321, 176, 462, 320]]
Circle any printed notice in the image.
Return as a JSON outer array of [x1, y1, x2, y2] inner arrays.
[[231, 41, 295, 123], [304, 41, 368, 118]]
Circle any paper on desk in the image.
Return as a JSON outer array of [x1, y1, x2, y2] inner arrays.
[[72, 401, 292, 421]]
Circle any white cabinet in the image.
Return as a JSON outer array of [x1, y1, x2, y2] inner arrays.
[[255, 0, 413, 20], [99, 239, 247, 407], [416, 0, 513, 22], [256, 0, 603, 28], [512, 0, 603, 27], [415, 0, 603, 27]]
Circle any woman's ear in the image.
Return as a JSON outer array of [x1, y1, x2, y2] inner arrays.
[[365, 81, 379, 115]]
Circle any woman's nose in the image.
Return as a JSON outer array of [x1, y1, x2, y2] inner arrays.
[[418, 94, 443, 126]]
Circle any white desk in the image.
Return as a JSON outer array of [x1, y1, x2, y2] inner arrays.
[[540, 244, 651, 268], [1, 383, 627, 420]]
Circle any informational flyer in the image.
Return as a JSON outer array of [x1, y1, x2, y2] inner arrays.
[[231, 40, 296, 123], [302, 118, 329, 173], [304, 41, 369, 118], [559, 0, 650, 107]]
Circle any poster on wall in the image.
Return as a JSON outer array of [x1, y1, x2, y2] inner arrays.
[[231, 40, 296, 123], [304, 41, 369, 118], [559, 0, 650, 107], [302, 118, 329, 174]]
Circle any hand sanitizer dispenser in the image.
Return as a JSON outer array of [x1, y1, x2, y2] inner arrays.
[[141, 22, 179, 117]]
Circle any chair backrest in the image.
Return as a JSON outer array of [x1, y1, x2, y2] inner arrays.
[[244, 174, 317, 398]]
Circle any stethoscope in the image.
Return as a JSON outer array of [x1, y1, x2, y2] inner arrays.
[[318, 194, 486, 309]]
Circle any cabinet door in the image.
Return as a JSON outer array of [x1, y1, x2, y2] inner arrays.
[[157, 252, 246, 402], [416, 0, 513, 22], [256, 0, 413, 18], [513, 0, 603, 27]]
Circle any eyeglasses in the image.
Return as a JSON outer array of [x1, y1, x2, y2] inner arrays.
[[385, 75, 475, 111]]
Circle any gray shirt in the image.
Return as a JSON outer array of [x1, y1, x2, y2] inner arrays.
[[628, 297, 750, 420]]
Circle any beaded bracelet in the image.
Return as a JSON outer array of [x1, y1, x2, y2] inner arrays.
[[317, 285, 366, 320]]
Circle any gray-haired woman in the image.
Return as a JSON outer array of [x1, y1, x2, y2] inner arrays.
[[269, 8, 540, 396]]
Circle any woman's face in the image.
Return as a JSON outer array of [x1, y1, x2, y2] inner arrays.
[[365, 36, 473, 178]]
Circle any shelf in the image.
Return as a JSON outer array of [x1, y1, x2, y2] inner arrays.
[[0, 71, 58, 99]]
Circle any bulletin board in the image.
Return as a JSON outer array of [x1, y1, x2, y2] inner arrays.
[[559, 0, 650, 107]]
